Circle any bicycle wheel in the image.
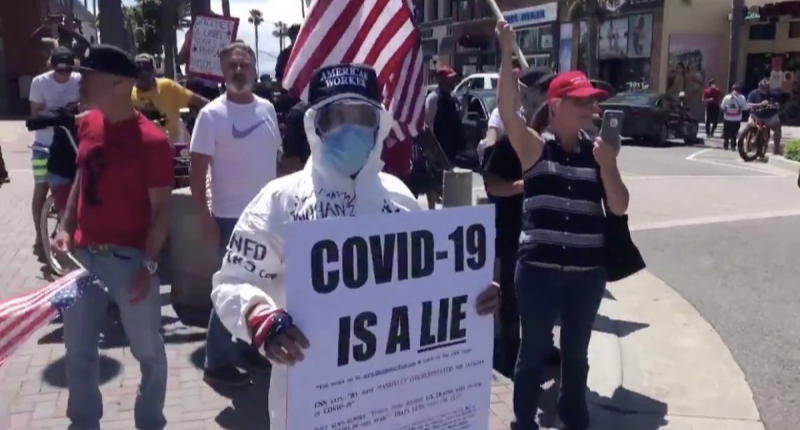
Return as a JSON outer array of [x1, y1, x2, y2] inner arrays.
[[737, 126, 762, 162], [39, 195, 72, 276]]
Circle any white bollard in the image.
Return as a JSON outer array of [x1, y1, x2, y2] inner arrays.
[[442, 168, 473, 208]]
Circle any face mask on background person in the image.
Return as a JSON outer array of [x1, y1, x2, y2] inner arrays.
[[320, 124, 377, 176]]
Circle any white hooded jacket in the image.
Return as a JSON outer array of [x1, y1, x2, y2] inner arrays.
[[210, 100, 420, 430]]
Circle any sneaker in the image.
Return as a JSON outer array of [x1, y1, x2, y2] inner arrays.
[[241, 349, 272, 375], [545, 345, 561, 366], [203, 366, 251, 387]]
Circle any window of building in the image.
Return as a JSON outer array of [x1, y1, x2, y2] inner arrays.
[[430, 0, 439, 21], [790, 21, 800, 39], [749, 23, 776, 40], [422, 39, 438, 56], [516, 25, 552, 53], [442, 0, 452, 19], [525, 54, 551, 68]]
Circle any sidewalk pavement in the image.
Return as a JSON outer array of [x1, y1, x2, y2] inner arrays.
[[0, 121, 764, 429]]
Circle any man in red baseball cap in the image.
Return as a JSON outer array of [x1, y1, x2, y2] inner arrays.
[[421, 65, 464, 208]]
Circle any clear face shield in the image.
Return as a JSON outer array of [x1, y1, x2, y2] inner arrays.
[[314, 100, 382, 177], [314, 101, 380, 135]]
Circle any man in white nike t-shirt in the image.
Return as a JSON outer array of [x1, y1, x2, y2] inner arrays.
[[189, 41, 280, 387]]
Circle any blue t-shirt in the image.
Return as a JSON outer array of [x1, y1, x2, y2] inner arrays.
[[747, 89, 780, 118]]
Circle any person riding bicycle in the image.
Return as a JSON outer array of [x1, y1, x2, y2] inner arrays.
[[25, 103, 82, 214], [747, 79, 783, 156]]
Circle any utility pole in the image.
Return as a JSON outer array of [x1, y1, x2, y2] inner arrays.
[[729, 0, 745, 88], [162, 0, 177, 78]]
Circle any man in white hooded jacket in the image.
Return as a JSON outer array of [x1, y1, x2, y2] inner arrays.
[[210, 64, 500, 430]]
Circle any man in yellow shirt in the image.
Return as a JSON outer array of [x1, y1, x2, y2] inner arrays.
[[131, 54, 209, 141]]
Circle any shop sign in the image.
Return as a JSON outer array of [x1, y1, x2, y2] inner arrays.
[[601, 0, 663, 15], [504, 2, 558, 28]]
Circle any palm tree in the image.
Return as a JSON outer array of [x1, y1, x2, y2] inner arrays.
[[249, 9, 265, 74], [272, 21, 288, 52], [568, 0, 692, 78]]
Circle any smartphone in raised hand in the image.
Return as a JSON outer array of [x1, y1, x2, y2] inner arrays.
[[599, 109, 625, 152]]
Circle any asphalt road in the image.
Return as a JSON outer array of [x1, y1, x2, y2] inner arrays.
[[634, 217, 800, 430], [624, 139, 800, 430]]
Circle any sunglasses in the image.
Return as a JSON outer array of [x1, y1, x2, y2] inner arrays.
[[562, 97, 597, 107]]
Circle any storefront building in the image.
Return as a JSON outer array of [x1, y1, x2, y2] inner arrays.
[[446, 0, 561, 76], [564, 0, 664, 93], [736, 0, 800, 124], [658, 0, 736, 118], [0, 0, 96, 115], [419, 0, 455, 84], [504, 2, 559, 69]]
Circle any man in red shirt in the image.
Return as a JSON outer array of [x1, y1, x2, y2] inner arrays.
[[703, 78, 722, 138], [52, 44, 173, 430]]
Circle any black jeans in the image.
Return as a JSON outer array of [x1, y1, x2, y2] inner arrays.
[[512, 262, 607, 430], [706, 104, 720, 136], [494, 255, 520, 377], [723, 120, 740, 149]]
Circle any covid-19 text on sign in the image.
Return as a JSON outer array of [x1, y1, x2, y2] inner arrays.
[[309, 224, 487, 293]]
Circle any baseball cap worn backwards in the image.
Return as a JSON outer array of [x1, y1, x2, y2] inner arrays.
[[307, 64, 382, 110], [50, 47, 75, 71], [78, 44, 137, 79], [547, 71, 608, 100]]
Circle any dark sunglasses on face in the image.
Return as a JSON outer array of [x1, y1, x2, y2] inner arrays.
[[563, 97, 597, 107]]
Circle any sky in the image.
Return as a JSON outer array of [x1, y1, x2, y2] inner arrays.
[[121, 0, 305, 77]]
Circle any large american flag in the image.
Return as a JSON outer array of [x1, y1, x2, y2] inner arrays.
[[282, 0, 425, 144], [0, 269, 102, 367]]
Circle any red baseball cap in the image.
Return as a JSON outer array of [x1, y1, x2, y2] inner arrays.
[[547, 71, 608, 100], [436, 66, 457, 79]]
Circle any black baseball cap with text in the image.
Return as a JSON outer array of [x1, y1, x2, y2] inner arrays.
[[306, 64, 382, 109], [78, 44, 137, 79]]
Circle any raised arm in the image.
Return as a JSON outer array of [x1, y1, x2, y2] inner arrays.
[[496, 20, 543, 171]]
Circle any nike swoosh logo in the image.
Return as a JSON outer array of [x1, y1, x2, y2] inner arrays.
[[232, 119, 267, 139]]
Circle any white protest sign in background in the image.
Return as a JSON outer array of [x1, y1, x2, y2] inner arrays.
[[187, 15, 239, 80], [284, 206, 496, 430]]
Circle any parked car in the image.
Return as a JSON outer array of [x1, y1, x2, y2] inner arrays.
[[453, 89, 496, 171], [595, 92, 699, 145], [454, 73, 498, 93]]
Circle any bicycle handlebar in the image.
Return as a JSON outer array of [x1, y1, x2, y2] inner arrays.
[[751, 103, 780, 112]]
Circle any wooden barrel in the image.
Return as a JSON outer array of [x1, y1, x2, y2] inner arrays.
[[169, 186, 219, 325]]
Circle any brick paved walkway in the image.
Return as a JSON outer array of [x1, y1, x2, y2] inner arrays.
[[0, 123, 516, 430]]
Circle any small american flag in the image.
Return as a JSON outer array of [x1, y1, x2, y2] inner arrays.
[[282, 0, 425, 143], [0, 269, 103, 367]]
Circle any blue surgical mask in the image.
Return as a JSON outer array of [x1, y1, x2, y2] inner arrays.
[[320, 124, 377, 177]]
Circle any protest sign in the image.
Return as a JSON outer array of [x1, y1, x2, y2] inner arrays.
[[283, 206, 496, 430], [186, 15, 239, 81]]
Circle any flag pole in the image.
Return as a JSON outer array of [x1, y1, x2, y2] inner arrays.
[[484, 0, 528, 69], [64, 252, 87, 271]]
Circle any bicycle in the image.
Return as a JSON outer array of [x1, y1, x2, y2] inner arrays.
[[737, 103, 780, 162], [36, 125, 79, 276]]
